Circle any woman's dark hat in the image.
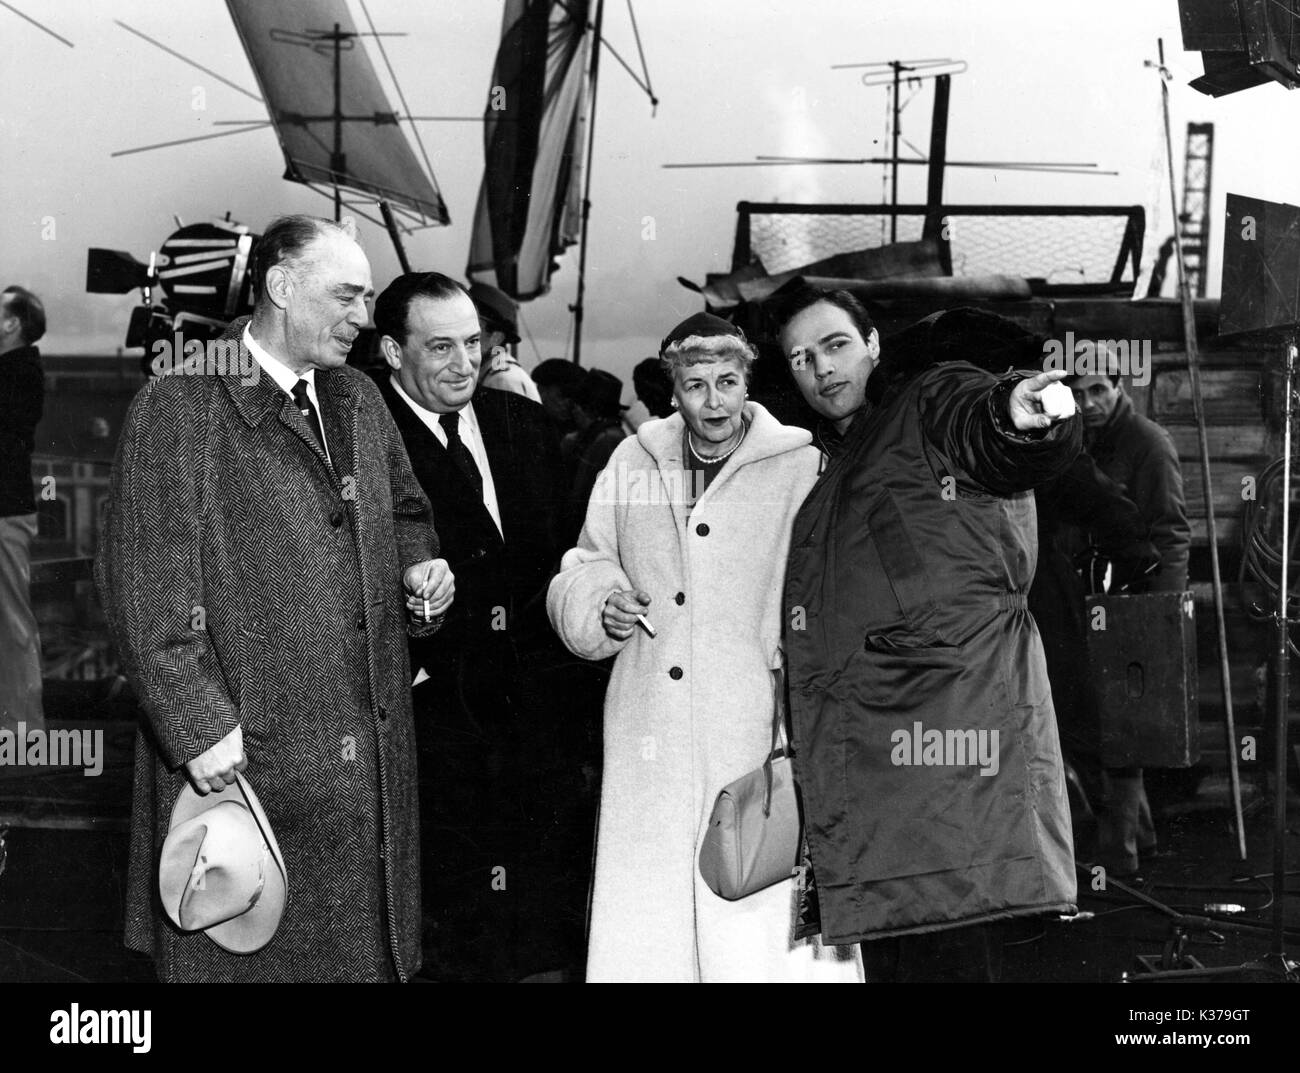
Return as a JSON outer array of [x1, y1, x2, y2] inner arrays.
[[659, 312, 746, 355]]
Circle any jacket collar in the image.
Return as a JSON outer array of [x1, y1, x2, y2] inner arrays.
[[4, 343, 40, 369], [635, 401, 811, 470], [217, 315, 362, 430]]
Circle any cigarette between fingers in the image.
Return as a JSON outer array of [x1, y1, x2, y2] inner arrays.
[[422, 560, 434, 619]]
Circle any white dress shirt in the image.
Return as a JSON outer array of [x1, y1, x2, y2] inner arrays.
[[388, 374, 503, 538], [243, 325, 331, 465]]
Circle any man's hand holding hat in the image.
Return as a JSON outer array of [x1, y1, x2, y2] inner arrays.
[[185, 724, 248, 795], [160, 770, 288, 954]]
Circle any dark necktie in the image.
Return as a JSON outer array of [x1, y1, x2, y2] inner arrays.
[[439, 410, 483, 500], [291, 379, 327, 456]]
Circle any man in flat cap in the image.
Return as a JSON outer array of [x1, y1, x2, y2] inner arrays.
[[469, 281, 541, 404]]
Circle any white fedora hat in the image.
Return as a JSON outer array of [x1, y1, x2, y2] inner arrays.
[[159, 771, 288, 954]]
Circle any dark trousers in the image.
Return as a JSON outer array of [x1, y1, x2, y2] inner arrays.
[[412, 636, 600, 982], [861, 922, 1006, 983], [1096, 766, 1156, 874]]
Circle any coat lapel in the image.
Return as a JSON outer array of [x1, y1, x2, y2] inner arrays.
[[220, 363, 339, 483], [317, 368, 359, 483]]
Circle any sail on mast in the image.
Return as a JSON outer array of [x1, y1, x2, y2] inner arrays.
[[467, 0, 591, 300], [225, 0, 449, 225]]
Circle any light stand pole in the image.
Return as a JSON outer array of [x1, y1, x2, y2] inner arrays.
[[1152, 38, 1248, 859], [1113, 40, 1297, 983], [1269, 335, 1297, 967]]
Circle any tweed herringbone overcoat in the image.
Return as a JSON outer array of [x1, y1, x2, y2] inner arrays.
[[95, 332, 440, 982]]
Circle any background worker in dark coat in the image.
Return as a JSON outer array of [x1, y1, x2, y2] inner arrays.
[[0, 285, 46, 734], [373, 271, 586, 981], [1028, 452, 1158, 847], [632, 356, 675, 420], [1070, 364, 1189, 593], [1068, 359, 1190, 875], [563, 369, 628, 545], [95, 216, 453, 983], [532, 358, 584, 441], [772, 287, 1081, 982]]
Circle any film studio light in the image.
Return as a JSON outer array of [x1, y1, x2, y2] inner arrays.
[[1179, 0, 1300, 96]]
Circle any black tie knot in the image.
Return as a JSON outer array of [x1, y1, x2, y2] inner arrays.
[[291, 379, 327, 456]]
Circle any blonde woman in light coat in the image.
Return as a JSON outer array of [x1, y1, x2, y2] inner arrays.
[[548, 312, 863, 983]]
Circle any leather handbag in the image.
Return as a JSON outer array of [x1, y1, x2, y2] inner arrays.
[[698, 667, 802, 900]]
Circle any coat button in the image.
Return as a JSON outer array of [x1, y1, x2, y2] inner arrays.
[[330, 508, 344, 527], [675, 592, 685, 605], [669, 666, 683, 680], [377, 704, 388, 722], [355, 612, 366, 630], [696, 523, 710, 536]]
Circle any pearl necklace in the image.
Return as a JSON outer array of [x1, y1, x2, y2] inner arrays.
[[688, 421, 746, 464]]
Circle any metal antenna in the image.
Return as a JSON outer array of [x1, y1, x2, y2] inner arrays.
[[665, 56, 1114, 239], [831, 59, 968, 241]]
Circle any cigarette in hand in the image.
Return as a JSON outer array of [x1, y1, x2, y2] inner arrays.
[[422, 561, 433, 620], [636, 613, 656, 638]]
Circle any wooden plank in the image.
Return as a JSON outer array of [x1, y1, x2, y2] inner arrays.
[[1168, 425, 1267, 460], [1051, 297, 1220, 340], [1150, 367, 1266, 423], [1183, 464, 1255, 517], [1189, 517, 1242, 545]]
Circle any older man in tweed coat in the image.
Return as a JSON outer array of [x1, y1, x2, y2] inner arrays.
[[96, 216, 453, 982]]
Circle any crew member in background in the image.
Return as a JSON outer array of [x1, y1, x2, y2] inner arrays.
[[1068, 354, 1190, 877], [1028, 449, 1159, 859], [632, 356, 675, 420], [373, 271, 588, 982], [469, 281, 541, 404], [533, 358, 584, 440], [0, 285, 46, 735], [564, 368, 628, 546]]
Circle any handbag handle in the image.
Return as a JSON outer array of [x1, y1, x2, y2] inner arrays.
[[762, 666, 789, 818]]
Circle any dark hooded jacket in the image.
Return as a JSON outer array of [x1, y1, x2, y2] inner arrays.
[[784, 309, 1081, 945]]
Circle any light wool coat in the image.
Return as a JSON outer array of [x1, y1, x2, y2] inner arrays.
[[548, 403, 862, 983]]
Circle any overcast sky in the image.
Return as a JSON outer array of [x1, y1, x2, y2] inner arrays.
[[4, 0, 1300, 399]]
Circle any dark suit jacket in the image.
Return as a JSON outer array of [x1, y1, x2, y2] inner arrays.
[[376, 376, 565, 666]]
